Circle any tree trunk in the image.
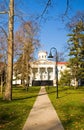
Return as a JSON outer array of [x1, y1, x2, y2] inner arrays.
[[4, 0, 14, 101], [74, 78, 78, 89], [1, 76, 3, 94]]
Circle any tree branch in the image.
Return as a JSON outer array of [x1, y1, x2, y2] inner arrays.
[[0, 11, 8, 14], [61, 0, 70, 21], [64, 0, 70, 16], [0, 26, 8, 38], [36, 0, 51, 20]]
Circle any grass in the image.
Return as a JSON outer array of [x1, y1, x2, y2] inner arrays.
[[0, 86, 40, 130], [46, 86, 84, 130], [0, 85, 84, 130]]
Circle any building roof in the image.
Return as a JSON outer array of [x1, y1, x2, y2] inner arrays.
[[57, 62, 67, 65]]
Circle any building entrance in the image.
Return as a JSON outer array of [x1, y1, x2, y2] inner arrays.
[[32, 80, 53, 86]]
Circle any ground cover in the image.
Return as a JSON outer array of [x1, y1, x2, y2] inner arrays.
[[0, 86, 40, 130], [46, 86, 84, 130]]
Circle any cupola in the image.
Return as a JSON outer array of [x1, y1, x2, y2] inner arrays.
[[38, 51, 47, 60]]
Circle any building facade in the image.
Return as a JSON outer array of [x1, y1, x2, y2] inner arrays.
[[13, 50, 67, 86], [30, 51, 67, 86]]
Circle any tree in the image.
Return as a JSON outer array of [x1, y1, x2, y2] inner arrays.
[[4, 0, 14, 100], [59, 69, 71, 86], [56, 52, 66, 62], [67, 13, 84, 88], [14, 21, 40, 90], [0, 62, 6, 94], [0, 34, 7, 94]]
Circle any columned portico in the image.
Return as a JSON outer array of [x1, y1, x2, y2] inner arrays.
[[32, 67, 54, 81], [30, 51, 56, 86], [12, 50, 67, 86]]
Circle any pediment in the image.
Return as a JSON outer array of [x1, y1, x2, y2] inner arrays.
[[31, 59, 55, 65]]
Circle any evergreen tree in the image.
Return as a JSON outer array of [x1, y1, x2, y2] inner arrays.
[[59, 69, 71, 86], [67, 20, 84, 88]]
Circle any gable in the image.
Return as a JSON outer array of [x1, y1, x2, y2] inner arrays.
[[31, 59, 55, 66]]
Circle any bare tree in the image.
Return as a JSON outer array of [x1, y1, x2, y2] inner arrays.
[[0, 62, 5, 94], [14, 21, 40, 90], [4, 0, 14, 101]]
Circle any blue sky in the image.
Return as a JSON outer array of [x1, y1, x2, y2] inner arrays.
[[18, 0, 84, 57]]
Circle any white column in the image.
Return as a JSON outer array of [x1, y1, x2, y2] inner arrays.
[[38, 67, 40, 80], [45, 67, 48, 80]]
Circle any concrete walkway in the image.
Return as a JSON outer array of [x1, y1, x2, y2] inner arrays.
[[23, 86, 64, 130]]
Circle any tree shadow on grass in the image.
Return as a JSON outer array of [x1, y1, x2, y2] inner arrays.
[[13, 90, 56, 101]]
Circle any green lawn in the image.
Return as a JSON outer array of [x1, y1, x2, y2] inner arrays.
[[0, 86, 40, 130], [0, 86, 84, 130], [46, 86, 84, 130]]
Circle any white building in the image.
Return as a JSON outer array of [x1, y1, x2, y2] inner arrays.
[[30, 51, 67, 86], [13, 50, 67, 86]]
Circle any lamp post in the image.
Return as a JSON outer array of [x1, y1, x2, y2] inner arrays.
[[48, 47, 58, 98]]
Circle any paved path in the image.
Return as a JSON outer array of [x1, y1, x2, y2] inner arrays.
[[23, 86, 64, 130]]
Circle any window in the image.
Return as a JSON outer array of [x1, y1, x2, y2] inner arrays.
[[61, 66, 63, 69]]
